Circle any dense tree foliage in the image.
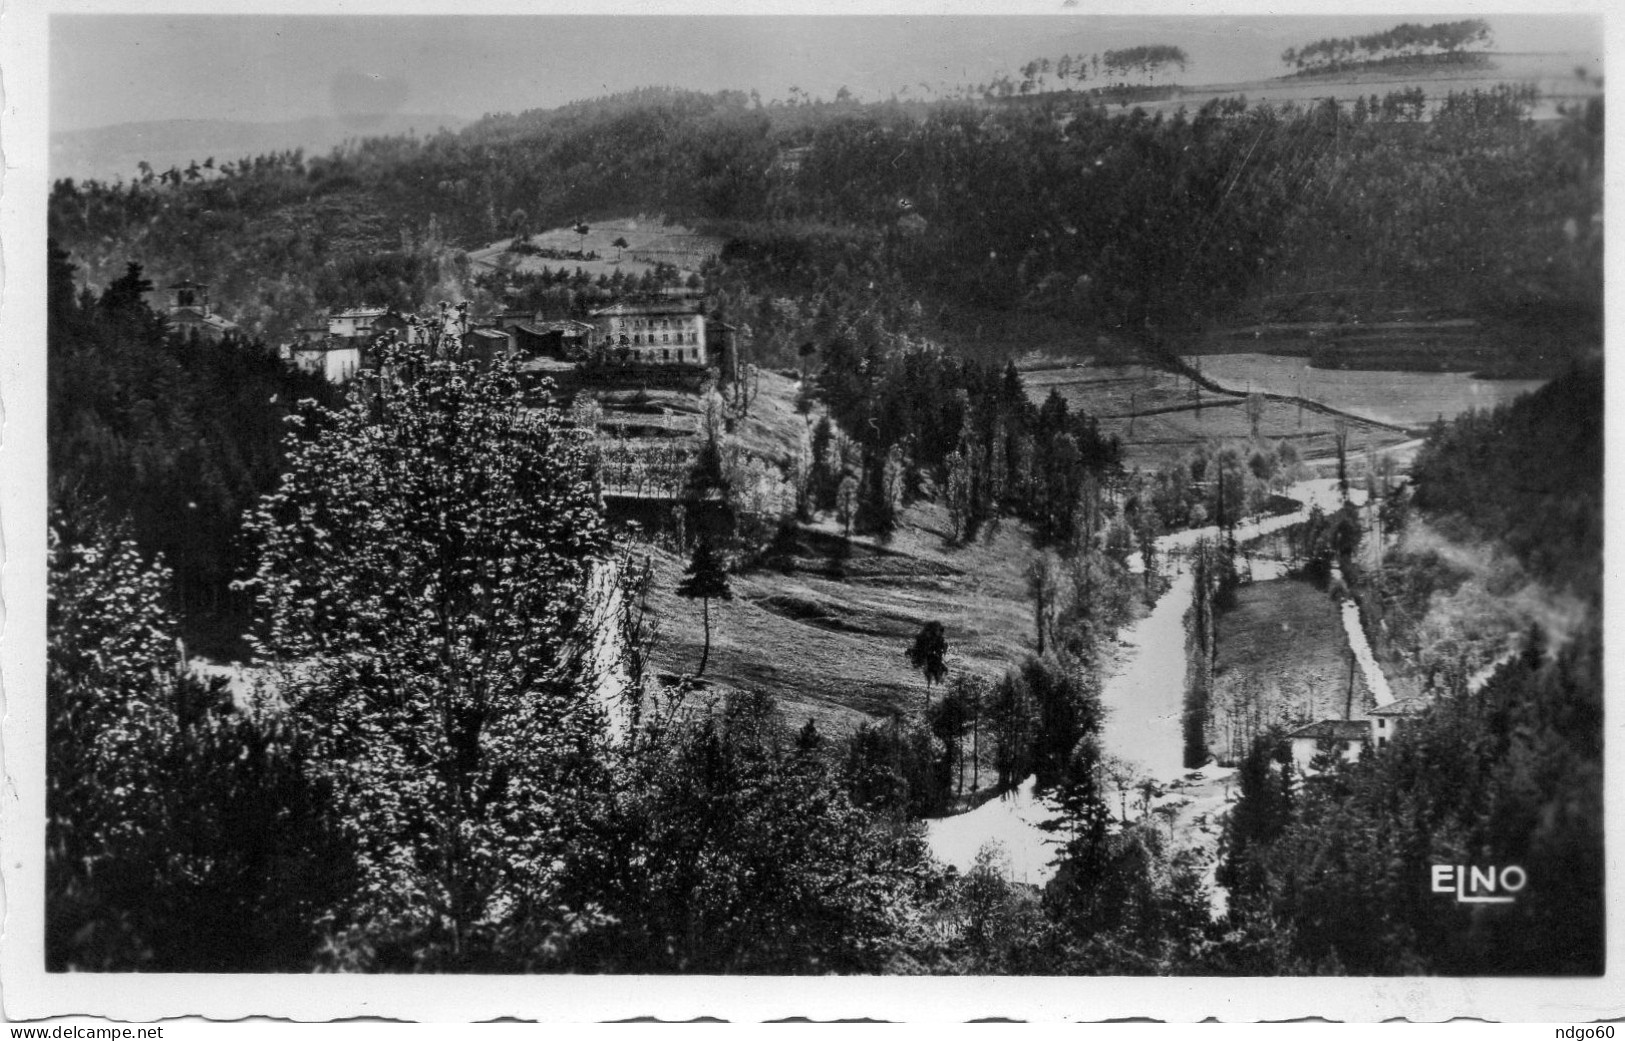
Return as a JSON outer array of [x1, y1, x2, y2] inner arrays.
[[241, 317, 621, 968], [47, 514, 348, 970], [1217, 627, 1602, 974], [47, 243, 339, 646], [587, 694, 935, 972], [1408, 362, 1602, 602]]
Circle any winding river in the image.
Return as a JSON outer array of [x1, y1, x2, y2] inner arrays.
[[925, 477, 1394, 882]]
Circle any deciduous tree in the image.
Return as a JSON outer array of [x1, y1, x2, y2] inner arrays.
[[243, 315, 616, 969]]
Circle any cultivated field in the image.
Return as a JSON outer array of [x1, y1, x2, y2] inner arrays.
[[1185, 353, 1548, 430], [1022, 362, 1412, 468], [469, 217, 723, 281]]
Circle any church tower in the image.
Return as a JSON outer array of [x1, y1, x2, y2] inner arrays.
[[165, 279, 238, 340]]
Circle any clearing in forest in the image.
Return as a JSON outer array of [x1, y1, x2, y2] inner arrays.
[[469, 217, 723, 281]]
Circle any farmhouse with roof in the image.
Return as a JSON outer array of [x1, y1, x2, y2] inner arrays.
[[1366, 694, 1430, 750], [1286, 719, 1371, 772], [1288, 694, 1435, 772]]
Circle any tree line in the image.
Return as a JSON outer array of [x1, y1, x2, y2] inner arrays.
[[991, 44, 1190, 99], [1407, 363, 1602, 604], [1283, 19, 1493, 75]]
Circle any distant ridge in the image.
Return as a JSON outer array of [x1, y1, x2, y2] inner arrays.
[[51, 113, 468, 184]]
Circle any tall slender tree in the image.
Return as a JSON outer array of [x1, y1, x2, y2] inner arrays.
[[676, 538, 733, 678]]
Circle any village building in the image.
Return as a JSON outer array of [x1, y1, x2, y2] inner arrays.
[[509, 316, 596, 360], [710, 319, 743, 382], [588, 301, 708, 365], [461, 326, 515, 364], [1366, 695, 1431, 750], [281, 306, 422, 382], [165, 280, 238, 340], [370, 309, 422, 345], [284, 332, 363, 383], [1287, 719, 1371, 773], [326, 306, 388, 339]]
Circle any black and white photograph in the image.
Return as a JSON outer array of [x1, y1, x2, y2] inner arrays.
[[1, 0, 1616, 1024]]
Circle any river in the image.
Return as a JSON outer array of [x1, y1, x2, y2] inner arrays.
[[925, 476, 1394, 882]]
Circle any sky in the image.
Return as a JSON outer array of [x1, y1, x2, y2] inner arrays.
[[49, 10, 1604, 132]]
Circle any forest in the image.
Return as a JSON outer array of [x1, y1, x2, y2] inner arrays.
[[49, 78, 1602, 371], [46, 244, 340, 650]]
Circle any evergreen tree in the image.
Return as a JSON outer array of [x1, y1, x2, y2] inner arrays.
[[905, 620, 949, 710], [676, 537, 734, 678]]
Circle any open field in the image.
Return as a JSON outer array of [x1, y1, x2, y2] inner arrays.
[[1185, 353, 1548, 430], [1209, 576, 1371, 765], [1022, 362, 1411, 468], [640, 499, 1042, 733], [469, 217, 723, 281]]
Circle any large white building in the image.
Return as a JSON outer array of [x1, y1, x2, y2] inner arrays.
[[588, 301, 707, 365]]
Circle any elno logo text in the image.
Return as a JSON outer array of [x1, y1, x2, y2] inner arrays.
[[1431, 864, 1527, 904]]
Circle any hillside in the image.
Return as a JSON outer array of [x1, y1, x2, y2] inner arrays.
[[51, 113, 468, 185], [49, 58, 1602, 378], [642, 499, 1043, 732]]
